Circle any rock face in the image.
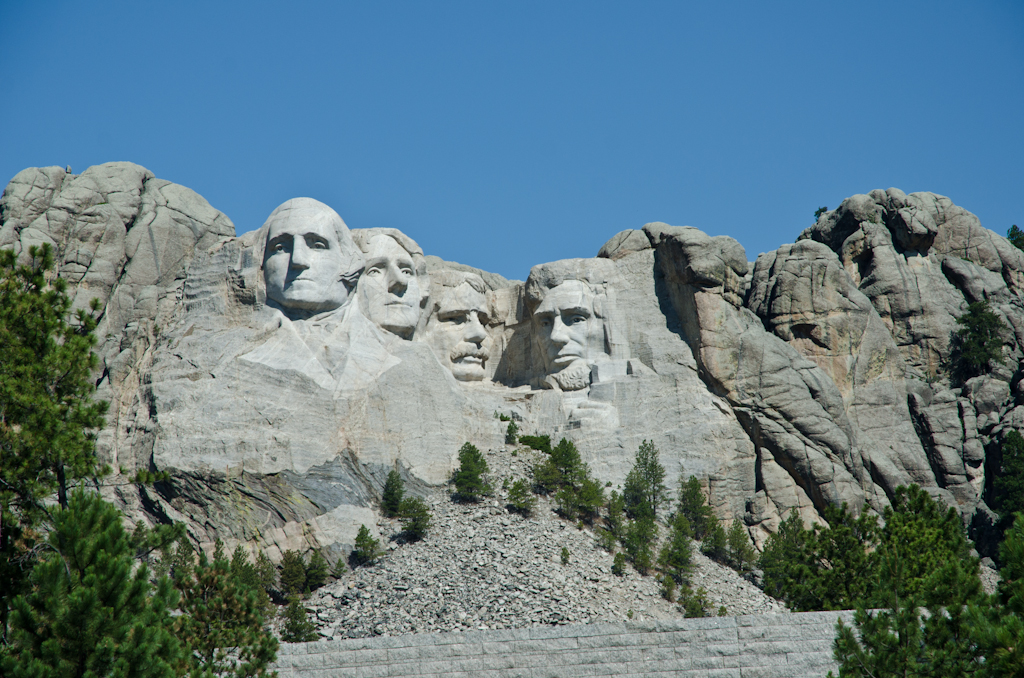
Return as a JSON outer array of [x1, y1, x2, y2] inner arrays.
[[3, 164, 1021, 558]]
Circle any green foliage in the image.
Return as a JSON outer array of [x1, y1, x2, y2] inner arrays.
[[331, 556, 347, 578], [229, 545, 274, 617], [279, 550, 307, 596], [505, 420, 519, 445], [280, 596, 318, 643], [532, 438, 604, 522], [679, 586, 712, 618], [624, 514, 658, 574], [700, 518, 728, 563], [254, 550, 277, 592], [611, 553, 626, 577], [2, 490, 183, 678], [398, 496, 431, 542], [351, 525, 383, 567], [726, 520, 757, 574], [951, 300, 1007, 381], [519, 434, 551, 454], [678, 476, 715, 540], [660, 574, 677, 602], [561, 547, 570, 565], [381, 469, 404, 518], [175, 548, 279, 677], [1008, 224, 1024, 251], [506, 478, 537, 516], [306, 550, 330, 591], [453, 442, 491, 502], [968, 512, 1024, 677], [623, 440, 669, 520], [658, 511, 693, 584], [606, 491, 626, 538], [994, 430, 1024, 526], [0, 245, 110, 629], [815, 206, 829, 220], [760, 504, 879, 612]]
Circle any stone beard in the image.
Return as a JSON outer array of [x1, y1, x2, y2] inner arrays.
[[532, 279, 609, 391], [261, 198, 363, 320], [356, 233, 427, 340], [424, 277, 492, 382]]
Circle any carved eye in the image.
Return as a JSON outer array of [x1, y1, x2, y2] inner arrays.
[[273, 243, 285, 252], [366, 267, 384, 277], [567, 314, 587, 325], [538, 317, 552, 328], [313, 241, 328, 250]]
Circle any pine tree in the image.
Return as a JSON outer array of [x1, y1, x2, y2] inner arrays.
[[951, 300, 1007, 381], [700, 518, 728, 563], [624, 514, 658, 574], [658, 511, 693, 584], [381, 469, 404, 518], [994, 430, 1024, 527], [623, 440, 669, 520], [1008, 225, 1024, 251], [280, 596, 318, 643], [279, 550, 307, 596], [678, 475, 715, 540], [0, 245, 110, 632], [175, 549, 279, 677], [726, 519, 757, 575], [2, 490, 183, 678], [230, 545, 274, 618], [453, 442, 491, 501], [398, 497, 432, 541], [305, 550, 330, 591], [351, 525, 383, 567], [507, 478, 537, 515], [968, 512, 1024, 676]]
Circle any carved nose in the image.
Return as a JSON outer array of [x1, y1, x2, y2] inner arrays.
[[549, 317, 570, 345], [290, 240, 311, 269], [465, 313, 487, 343], [387, 265, 409, 294]]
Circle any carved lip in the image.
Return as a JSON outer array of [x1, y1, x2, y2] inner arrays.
[[552, 354, 583, 366], [454, 355, 484, 365]]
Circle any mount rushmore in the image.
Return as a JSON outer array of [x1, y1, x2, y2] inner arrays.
[[3, 161, 1021, 562]]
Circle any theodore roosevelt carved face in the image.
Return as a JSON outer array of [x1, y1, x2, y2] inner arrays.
[[526, 259, 626, 391], [424, 272, 492, 381], [262, 198, 363, 320], [352, 229, 429, 340]]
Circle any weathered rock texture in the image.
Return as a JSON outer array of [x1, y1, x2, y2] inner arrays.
[[3, 164, 1021, 558]]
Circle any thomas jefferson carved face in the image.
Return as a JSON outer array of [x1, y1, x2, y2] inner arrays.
[[532, 280, 608, 390], [262, 200, 361, 319], [357, 234, 425, 339], [425, 281, 492, 381]]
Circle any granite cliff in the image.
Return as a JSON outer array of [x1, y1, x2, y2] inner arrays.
[[2, 163, 1018, 561]]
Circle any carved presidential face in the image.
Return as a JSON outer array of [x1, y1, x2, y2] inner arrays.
[[263, 207, 353, 316], [533, 280, 608, 389], [357, 234, 424, 339], [425, 282, 492, 381]]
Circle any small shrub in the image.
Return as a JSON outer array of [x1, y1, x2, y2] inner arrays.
[[280, 595, 318, 642], [305, 550, 330, 591], [626, 609, 634, 619], [814, 206, 828, 220], [398, 496, 431, 541], [331, 556, 347, 578], [561, 547, 570, 565], [598, 528, 617, 552], [612, 552, 626, 576], [453, 442, 491, 502], [351, 525, 383, 567], [680, 586, 712, 618], [498, 413, 511, 422], [381, 469, 404, 518], [717, 606, 728, 617], [505, 421, 519, 445], [507, 479, 537, 516], [279, 550, 307, 596], [519, 434, 552, 454]]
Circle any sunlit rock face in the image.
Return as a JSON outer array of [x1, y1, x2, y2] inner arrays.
[[4, 162, 1022, 559]]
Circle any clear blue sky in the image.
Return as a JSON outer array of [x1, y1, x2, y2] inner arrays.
[[2, 1, 1021, 281]]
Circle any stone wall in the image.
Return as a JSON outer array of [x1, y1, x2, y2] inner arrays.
[[273, 610, 852, 678]]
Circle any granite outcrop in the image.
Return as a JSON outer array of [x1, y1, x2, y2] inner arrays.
[[2, 163, 1019, 558]]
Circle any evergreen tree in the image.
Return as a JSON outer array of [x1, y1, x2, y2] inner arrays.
[[726, 519, 757, 574], [700, 518, 728, 563], [279, 550, 307, 596], [381, 469, 404, 518], [1008, 224, 1024, 251], [506, 479, 537, 516], [678, 475, 715, 540], [505, 420, 519, 445], [398, 496, 431, 541], [994, 430, 1024, 527], [305, 551, 330, 591], [0, 245, 109, 632], [229, 545, 274, 618], [2, 490, 183, 678], [658, 511, 694, 584], [951, 300, 1007, 381], [253, 550, 277, 594], [624, 514, 658, 574], [280, 596, 318, 643], [453, 442, 491, 501], [968, 512, 1024, 676], [518, 434, 551, 454], [351, 525, 383, 567], [623, 440, 669, 520], [175, 549, 279, 677]]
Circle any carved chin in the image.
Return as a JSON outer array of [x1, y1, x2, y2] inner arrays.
[[550, 360, 592, 391]]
